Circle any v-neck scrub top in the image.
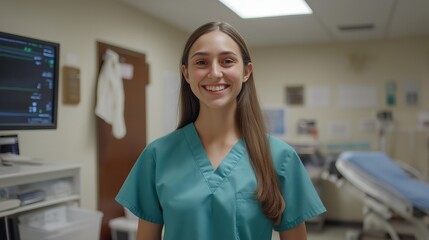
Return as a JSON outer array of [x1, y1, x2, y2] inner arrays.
[[116, 123, 326, 240]]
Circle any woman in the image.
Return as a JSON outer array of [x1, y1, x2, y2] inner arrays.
[[116, 21, 325, 240]]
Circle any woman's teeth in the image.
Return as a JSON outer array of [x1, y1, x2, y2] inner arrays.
[[205, 85, 226, 92]]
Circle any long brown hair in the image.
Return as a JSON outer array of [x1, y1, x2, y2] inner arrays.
[[177, 21, 285, 225]]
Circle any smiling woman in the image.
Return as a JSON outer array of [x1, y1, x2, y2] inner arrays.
[[181, 30, 251, 111], [116, 21, 326, 240]]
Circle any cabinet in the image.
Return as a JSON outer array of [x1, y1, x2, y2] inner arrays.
[[0, 162, 81, 239]]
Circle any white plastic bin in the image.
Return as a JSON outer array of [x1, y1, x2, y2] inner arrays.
[[109, 215, 165, 240], [19, 206, 103, 240], [109, 217, 138, 240]]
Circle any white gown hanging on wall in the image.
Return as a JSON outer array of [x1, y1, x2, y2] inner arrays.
[[95, 49, 126, 139]]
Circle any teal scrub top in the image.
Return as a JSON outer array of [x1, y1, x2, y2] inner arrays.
[[116, 123, 326, 240]]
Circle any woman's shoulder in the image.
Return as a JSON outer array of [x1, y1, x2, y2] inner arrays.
[[267, 135, 300, 170], [147, 127, 185, 149], [145, 123, 197, 152], [267, 135, 295, 154]]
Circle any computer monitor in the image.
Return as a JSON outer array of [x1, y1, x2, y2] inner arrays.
[[0, 32, 59, 130]]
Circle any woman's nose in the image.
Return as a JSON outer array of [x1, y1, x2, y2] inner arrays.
[[208, 62, 223, 79]]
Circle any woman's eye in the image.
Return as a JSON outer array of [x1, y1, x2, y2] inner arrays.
[[195, 60, 206, 65], [222, 59, 235, 65]]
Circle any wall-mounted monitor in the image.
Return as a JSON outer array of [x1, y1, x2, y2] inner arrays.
[[0, 32, 59, 130]]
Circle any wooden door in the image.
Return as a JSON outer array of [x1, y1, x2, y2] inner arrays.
[[96, 42, 149, 240]]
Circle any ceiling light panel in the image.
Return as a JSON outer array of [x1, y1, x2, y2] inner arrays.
[[219, 0, 313, 19]]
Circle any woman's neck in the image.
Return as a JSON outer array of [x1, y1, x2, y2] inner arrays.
[[194, 106, 240, 144]]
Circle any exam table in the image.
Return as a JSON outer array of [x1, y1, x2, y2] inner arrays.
[[325, 151, 429, 240]]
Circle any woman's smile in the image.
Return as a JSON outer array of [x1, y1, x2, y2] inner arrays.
[[203, 84, 230, 93]]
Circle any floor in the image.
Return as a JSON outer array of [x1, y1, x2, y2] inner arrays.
[[307, 226, 355, 240], [271, 224, 359, 240], [273, 225, 419, 240]]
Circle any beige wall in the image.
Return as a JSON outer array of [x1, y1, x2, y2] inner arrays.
[[252, 36, 429, 220], [0, 0, 186, 210]]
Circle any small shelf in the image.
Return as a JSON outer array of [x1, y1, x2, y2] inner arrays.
[[0, 194, 80, 217], [0, 161, 81, 234], [1, 162, 82, 239], [0, 162, 81, 188]]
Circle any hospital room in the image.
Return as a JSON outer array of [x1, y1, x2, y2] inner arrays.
[[1, 0, 429, 239]]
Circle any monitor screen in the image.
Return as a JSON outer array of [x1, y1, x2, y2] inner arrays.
[[0, 32, 59, 130]]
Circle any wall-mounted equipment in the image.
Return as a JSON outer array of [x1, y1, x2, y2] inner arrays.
[[0, 32, 59, 130]]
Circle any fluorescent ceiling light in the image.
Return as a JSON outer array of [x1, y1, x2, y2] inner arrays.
[[219, 0, 313, 19]]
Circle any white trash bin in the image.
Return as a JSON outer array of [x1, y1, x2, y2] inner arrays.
[[19, 205, 103, 240]]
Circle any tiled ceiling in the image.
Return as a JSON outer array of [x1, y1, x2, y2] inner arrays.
[[119, 0, 429, 47]]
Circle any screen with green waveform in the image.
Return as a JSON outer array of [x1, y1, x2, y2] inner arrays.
[[0, 32, 59, 130]]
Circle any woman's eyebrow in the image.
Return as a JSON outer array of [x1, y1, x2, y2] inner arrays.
[[190, 52, 208, 59], [220, 51, 238, 57], [190, 51, 238, 59]]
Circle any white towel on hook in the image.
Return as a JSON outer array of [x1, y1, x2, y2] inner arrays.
[[95, 49, 126, 139]]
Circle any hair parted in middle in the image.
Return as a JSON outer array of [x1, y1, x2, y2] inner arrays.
[[177, 21, 285, 225]]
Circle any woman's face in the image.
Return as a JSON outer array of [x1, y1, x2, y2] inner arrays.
[[182, 30, 252, 112]]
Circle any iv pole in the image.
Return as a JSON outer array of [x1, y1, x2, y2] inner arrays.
[[377, 111, 393, 152]]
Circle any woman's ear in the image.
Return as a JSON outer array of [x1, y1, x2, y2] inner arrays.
[[181, 65, 190, 83], [243, 62, 253, 82]]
